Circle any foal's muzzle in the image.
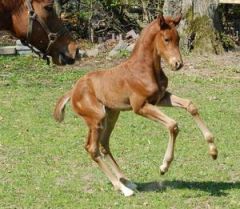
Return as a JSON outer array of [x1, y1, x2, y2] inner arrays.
[[170, 59, 183, 71], [174, 60, 183, 70]]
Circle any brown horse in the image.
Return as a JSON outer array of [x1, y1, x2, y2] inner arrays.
[[0, 0, 78, 65], [54, 16, 218, 196]]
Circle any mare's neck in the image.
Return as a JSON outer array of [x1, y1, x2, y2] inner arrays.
[[0, 1, 24, 31]]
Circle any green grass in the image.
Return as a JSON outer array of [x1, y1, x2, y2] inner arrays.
[[0, 55, 240, 209]]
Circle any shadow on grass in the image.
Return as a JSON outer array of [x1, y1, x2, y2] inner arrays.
[[137, 180, 240, 196]]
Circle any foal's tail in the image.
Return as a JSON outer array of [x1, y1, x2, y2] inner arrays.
[[54, 90, 72, 122]]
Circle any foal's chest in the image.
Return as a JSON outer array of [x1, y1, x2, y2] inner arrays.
[[155, 68, 168, 91], [148, 70, 168, 104]]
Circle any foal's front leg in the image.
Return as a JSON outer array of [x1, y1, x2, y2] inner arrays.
[[158, 92, 218, 159], [134, 102, 179, 175]]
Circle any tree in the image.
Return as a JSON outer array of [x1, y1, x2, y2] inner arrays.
[[163, 0, 224, 54], [56, 0, 163, 41], [54, 0, 71, 17]]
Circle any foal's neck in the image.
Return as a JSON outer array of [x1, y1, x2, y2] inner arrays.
[[129, 20, 163, 73]]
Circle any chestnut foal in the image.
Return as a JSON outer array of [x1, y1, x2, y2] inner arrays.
[[54, 16, 218, 196]]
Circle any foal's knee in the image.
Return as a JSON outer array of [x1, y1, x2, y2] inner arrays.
[[100, 145, 109, 155], [168, 120, 179, 135], [85, 144, 101, 161], [187, 102, 198, 116]]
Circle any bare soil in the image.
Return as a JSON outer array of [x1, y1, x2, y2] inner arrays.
[[61, 50, 240, 81]]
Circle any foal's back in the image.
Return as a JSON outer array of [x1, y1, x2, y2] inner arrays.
[[72, 62, 137, 111]]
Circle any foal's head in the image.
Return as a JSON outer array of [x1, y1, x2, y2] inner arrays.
[[11, 0, 78, 65], [155, 15, 183, 71]]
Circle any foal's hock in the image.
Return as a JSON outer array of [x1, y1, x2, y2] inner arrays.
[[54, 15, 218, 196]]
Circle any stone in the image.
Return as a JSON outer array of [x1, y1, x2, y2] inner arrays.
[[108, 40, 128, 57], [126, 30, 139, 39], [126, 43, 135, 52], [78, 49, 87, 58], [0, 46, 16, 55], [86, 48, 99, 57]]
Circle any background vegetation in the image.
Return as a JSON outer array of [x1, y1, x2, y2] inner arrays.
[[54, 0, 240, 53], [58, 0, 163, 40]]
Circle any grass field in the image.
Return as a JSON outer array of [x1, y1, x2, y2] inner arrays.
[[0, 54, 240, 209]]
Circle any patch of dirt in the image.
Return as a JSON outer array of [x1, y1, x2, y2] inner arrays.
[[64, 50, 240, 82], [56, 54, 127, 72], [1, 31, 238, 80], [181, 51, 240, 79]]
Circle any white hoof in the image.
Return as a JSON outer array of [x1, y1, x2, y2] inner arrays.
[[119, 183, 135, 197], [160, 164, 168, 175]]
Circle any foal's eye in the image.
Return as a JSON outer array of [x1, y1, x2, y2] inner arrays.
[[164, 38, 170, 43], [44, 5, 54, 12]]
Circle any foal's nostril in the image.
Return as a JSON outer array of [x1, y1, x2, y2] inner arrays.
[[175, 61, 183, 70]]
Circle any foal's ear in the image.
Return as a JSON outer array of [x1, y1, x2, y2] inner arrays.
[[158, 15, 167, 29], [173, 15, 182, 26]]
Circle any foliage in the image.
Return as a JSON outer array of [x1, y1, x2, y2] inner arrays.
[[59, 0, 164, 40], [0, 55, 240, 208], [220, 32, 236, 51]]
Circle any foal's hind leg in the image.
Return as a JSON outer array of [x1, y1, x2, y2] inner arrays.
[[158, 92, 218, 159], [85, 121, 135, 196], [72, 91, 134, 196], [100, 110, 137, 190]]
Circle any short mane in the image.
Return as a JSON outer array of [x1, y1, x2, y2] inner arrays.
[[130, 19, 160, 56]]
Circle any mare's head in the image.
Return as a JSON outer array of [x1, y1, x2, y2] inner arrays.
[[11, 0, 78, 65], [154, 15, 183, 71]]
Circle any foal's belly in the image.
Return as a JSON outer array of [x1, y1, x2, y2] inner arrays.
[[103, 97, 132, 111]]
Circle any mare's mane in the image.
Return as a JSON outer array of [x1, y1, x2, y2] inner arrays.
[[0, 0, 24, 11]]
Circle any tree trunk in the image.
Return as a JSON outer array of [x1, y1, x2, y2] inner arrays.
[[54, 0, 62, 17], [162, 0, 183, 17], [163, 0, 224, 54], [141, 0, 149, 23]]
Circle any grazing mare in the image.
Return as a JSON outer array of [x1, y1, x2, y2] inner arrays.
[[54, 16, 218, 196], [0, 0, 78, 65]]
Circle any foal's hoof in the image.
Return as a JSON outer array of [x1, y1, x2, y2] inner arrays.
[[209, 147, 218, 160], [159, 165, 167, 175], [210, 152, 218, 160], [119, 183, 135, 197]]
